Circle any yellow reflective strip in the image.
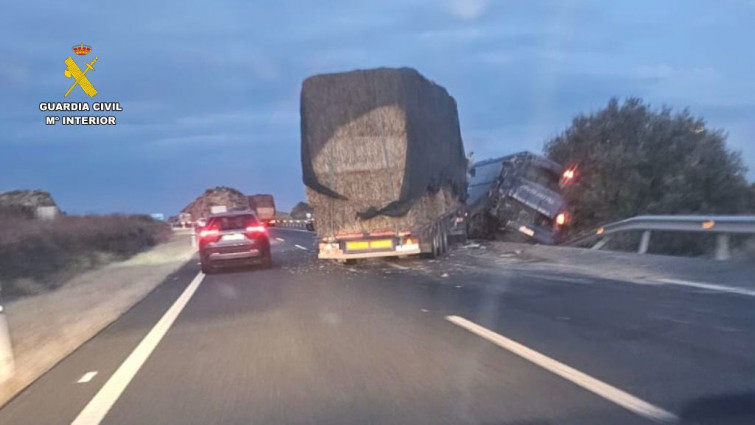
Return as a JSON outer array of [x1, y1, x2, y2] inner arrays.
[[345, 241, 369, 250], [369, 239, 393, 249]]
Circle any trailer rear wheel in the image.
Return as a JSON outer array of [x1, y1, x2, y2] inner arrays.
[[440, 227, 449, 255], [421, 228, 441, 259]]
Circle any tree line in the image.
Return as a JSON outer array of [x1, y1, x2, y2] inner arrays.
[[544, 97, 754, 255]]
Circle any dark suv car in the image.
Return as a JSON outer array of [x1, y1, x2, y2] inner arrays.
[[197, 211, 272, 273]]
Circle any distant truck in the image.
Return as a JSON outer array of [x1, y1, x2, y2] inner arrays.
[[467, 152, 568, 244], [248, 194, 276, 226], [210, 205, 228, 214], [301, 68, 468, 261]]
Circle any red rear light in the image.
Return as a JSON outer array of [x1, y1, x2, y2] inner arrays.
[[403, 237, 417, 246], [556, 213, 567, 226], [245, 225, 266, 233], [199, 228, 219, 238]]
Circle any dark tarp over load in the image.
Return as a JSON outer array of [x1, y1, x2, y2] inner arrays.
[[300, 67, 467, 236]]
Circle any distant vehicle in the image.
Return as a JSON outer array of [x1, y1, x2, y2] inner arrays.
[[248, 194, 276, 226], [197, 211, 271, 273], [178, 212, 192, 227], [467, 152, 568, 244]]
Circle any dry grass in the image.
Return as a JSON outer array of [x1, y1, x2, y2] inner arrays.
[[0, 215, 171, 297]]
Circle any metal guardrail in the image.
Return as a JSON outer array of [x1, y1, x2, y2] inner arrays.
[[276, 219, 309, 229], [565, 215, 755, 260]]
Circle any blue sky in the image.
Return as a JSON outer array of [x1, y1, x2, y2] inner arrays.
[[2, 0, 754, 214]]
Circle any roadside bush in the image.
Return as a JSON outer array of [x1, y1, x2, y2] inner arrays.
[[0, 204, 35, 219], [0, 215, 171, 297]]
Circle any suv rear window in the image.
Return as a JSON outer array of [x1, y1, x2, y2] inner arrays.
[[207, 214, 258, 230]]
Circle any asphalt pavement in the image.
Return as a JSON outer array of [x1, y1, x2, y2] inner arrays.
[[1, 227, 753, 424]]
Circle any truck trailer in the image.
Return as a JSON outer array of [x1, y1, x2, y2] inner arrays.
[[248, 194, 276, 226], [300, 68, 468, 260]]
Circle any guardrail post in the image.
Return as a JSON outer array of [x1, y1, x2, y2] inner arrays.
[[638, 230, 651, 254], [0, 305, 15, 385], [714, 233, 731, 261]]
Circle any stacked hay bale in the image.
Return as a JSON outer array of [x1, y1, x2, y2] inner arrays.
[[301, 67, 467, 237], [182, 186, 250, 220]]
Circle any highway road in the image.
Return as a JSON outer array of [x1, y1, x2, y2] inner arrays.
[[1, 228, 754, 424]]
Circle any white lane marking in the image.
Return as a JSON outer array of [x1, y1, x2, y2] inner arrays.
[[71, 272, 205, 425], [384, 262, 409, 270], [295, 244, 308, 250], [658, 278, 755, 297], [77, 371, 98, 384], [275, 237, 285, 242], [446, 315, 677, 423]]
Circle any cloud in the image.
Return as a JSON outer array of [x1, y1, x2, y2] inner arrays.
[[633, 64, 719, 81], [477, 51, 514, 64], [446, 0, 491, 20], [153, 133, 244, 147], [418, 26, 499, 41], [635, 64, 676, 80], [0, 62, 31, 84], [174, 109, 297, 128]]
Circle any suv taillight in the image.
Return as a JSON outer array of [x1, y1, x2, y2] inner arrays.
[[199, 228, 221, 243], [245, 225, 267, 237]]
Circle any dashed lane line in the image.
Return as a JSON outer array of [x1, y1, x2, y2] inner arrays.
[[71, 272, 205, 425], [77, 371, 98, 384]]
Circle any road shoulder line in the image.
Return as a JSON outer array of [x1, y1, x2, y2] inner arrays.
[[446, 315, 677, 423], [658, 278, 755, 297]]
